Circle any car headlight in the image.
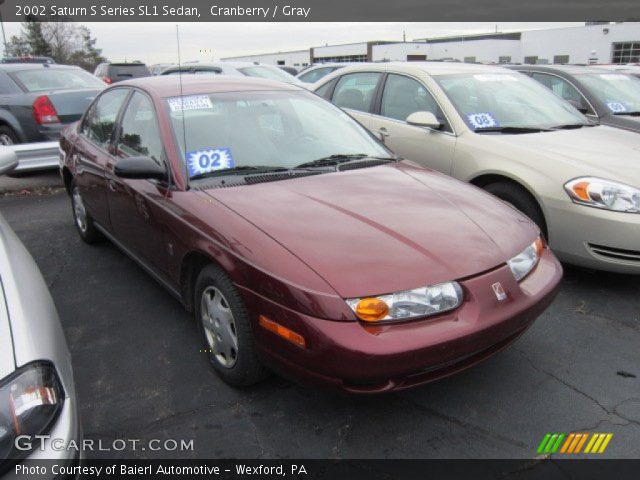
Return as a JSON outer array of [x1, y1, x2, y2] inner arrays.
[[564, 177, 640, 213], [0, 362, 64, 461], [508, 237, 544, 282], [346, 281, 463, 323]]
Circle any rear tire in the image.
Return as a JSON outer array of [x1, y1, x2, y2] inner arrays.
[[0, 125, 18, 146], [483, 182, 547, 238], [70, 181, 102, 244], [195, 264, 267, 387]]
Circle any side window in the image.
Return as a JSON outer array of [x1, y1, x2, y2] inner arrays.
[[531, 72, 590, 112], [332, 72, 381, 113], [117, 92, 163, 164], [380, 74, 446, 127], [315, 78, 337, 99], [81, 88, 129, 148]]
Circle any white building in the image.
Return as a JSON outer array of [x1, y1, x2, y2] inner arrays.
[[222, 23, 640, 67]]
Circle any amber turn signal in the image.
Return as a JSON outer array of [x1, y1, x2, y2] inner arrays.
[[355, 298, 389, 322], [571, 181, 591, 201], [259, 315, 306, 348], [534, 236, 545, 257]]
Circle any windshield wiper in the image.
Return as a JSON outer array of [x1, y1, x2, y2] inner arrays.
[[295, 154, 397, 169], [613, 111, 640, 116], [549, 123, 592, 130], [474, 126, 553, 134], [189, 165, 289, 181]]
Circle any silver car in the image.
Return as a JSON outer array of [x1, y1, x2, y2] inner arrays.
[[0, 148, 81, 474], [314, 62, 640, 274]]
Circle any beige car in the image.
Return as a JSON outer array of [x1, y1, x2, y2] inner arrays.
[[313, 62, 640, 274]]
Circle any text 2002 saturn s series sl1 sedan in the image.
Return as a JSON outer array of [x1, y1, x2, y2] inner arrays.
[[59, 76, 562, 393]]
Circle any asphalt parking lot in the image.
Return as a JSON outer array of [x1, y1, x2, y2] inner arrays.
[[0, 182, 639, 460]]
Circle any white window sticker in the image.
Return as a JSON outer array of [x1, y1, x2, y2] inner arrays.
[[474, 74, 519, 82], [186, 148, 234, 177], [168, 95, 213, 112], [606, 102, 627, 113], [599, 74, 631, 81], [466, 112, 499, 129]]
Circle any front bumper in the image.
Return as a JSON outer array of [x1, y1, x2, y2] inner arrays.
[[242, 249, 562, 393], [546, 198, 640, 274]]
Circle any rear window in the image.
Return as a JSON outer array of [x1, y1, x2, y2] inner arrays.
[[237, 66, 295, 82], [107, 65, 151, 80], [11, 68, 106, 92]]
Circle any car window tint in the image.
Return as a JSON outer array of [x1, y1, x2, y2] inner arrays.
[[81, 88, 129, 148], [12, 68, 106, 92], [381, 74, 441, 122], [531, 73, 587, 109], [332, 72, 381, 112], [315, 78, 336, 99], [117, 92, 163, 163], [299, 67, 333, 83]]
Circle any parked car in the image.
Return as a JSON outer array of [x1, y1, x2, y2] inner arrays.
[[93, 62, 151, 84], [278, 65, 298, 76], [161, 61, 305, 86], [589, 64, 640, 78], [0, 63, 105, 145], [0, 148, 81, 472], [296, 63, 346, 84], [509, 65, 640, 133], [149, 63, 175, 76], [1, 56, 55, 65], [60, 75, 561, 392], [314, 62, 640, 274]]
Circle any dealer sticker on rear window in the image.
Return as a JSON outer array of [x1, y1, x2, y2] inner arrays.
[[466, 112, 499, 129], [168, 95, 213, 112], [606, 101, 627, 113], [186, 148, 234, 178]]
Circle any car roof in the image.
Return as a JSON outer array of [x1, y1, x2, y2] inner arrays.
[[338, 61, 514, 76], [509, 64, 612, 75], [115, 75, 302, 97], [0, 63, 80, 72]]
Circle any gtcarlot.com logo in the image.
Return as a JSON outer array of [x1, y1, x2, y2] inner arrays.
[[537, 433, 613, 455]]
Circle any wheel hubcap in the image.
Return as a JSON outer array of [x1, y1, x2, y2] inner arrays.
[[0, 134, 14, 146], [201, 287, 238, 368], [72, 188, 88, 233]]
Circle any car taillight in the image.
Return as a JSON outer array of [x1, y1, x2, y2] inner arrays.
[[103, 76, 112, 84], [32, 95, 60, 125]]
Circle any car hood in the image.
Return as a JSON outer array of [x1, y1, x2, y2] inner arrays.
[[478, 125, 640, 183], [202, 162, 538, 298]]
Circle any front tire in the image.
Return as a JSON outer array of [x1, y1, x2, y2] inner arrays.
[[70, 181, 102, 243], [483, 182, 547, 238], [195, 264, 267, 387]]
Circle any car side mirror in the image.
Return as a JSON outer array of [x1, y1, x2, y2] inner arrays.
[[0, 147, 18, 175], [114, 156, 166, 180], [406, 111, 442, 129], [567, 99, 589, 114]]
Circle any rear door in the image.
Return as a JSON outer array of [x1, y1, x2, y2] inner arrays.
[[75, 88, 130, 229], [329, 71, 383, 130], [369, 73, 457, 174]]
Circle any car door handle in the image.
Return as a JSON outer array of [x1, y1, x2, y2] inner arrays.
[[108, 179, 117, 192]]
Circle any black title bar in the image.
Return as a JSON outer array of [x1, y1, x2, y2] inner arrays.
[[1, 0, 639, 22]]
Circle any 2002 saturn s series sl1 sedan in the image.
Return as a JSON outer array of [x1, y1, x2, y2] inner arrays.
[[59, 76, 562, 393]]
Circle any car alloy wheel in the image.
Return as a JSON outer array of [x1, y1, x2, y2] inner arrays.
[[0, 133, 14, 146], [72, 187, 88, 233], [201, 286, 238, 368]]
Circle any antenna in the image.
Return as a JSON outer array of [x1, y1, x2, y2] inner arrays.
[[175, 24, 189, 187]]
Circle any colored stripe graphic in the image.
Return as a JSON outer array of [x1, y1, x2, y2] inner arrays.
[[542, 433, 613, 454]]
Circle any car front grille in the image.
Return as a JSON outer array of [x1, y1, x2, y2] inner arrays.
[[588, 244, 640, 263]]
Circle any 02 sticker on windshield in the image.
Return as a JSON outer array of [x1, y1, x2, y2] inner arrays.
[[187, 148, 234, 178]]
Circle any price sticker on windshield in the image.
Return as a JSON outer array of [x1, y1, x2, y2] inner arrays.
[[606, 102, 627, 113], [186, 148, 234, 178], [466, 112, 499, 129]]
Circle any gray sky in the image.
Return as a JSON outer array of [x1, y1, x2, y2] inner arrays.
[[2, 22, 583, 64]]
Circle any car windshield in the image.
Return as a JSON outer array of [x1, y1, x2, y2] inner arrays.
[[167, 90, 389, 179], [576, 73, 640, 114], [237, 66, 296, 82], [435, 72, 589, 131], [12, 68, 106, 92]]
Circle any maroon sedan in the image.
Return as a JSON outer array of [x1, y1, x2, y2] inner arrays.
[[59, 76, 562, 393]]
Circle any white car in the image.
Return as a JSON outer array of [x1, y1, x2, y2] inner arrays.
[[161, 61, 305, 86], [0, 149, 81, 474], [296, 63, 347, 84]]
